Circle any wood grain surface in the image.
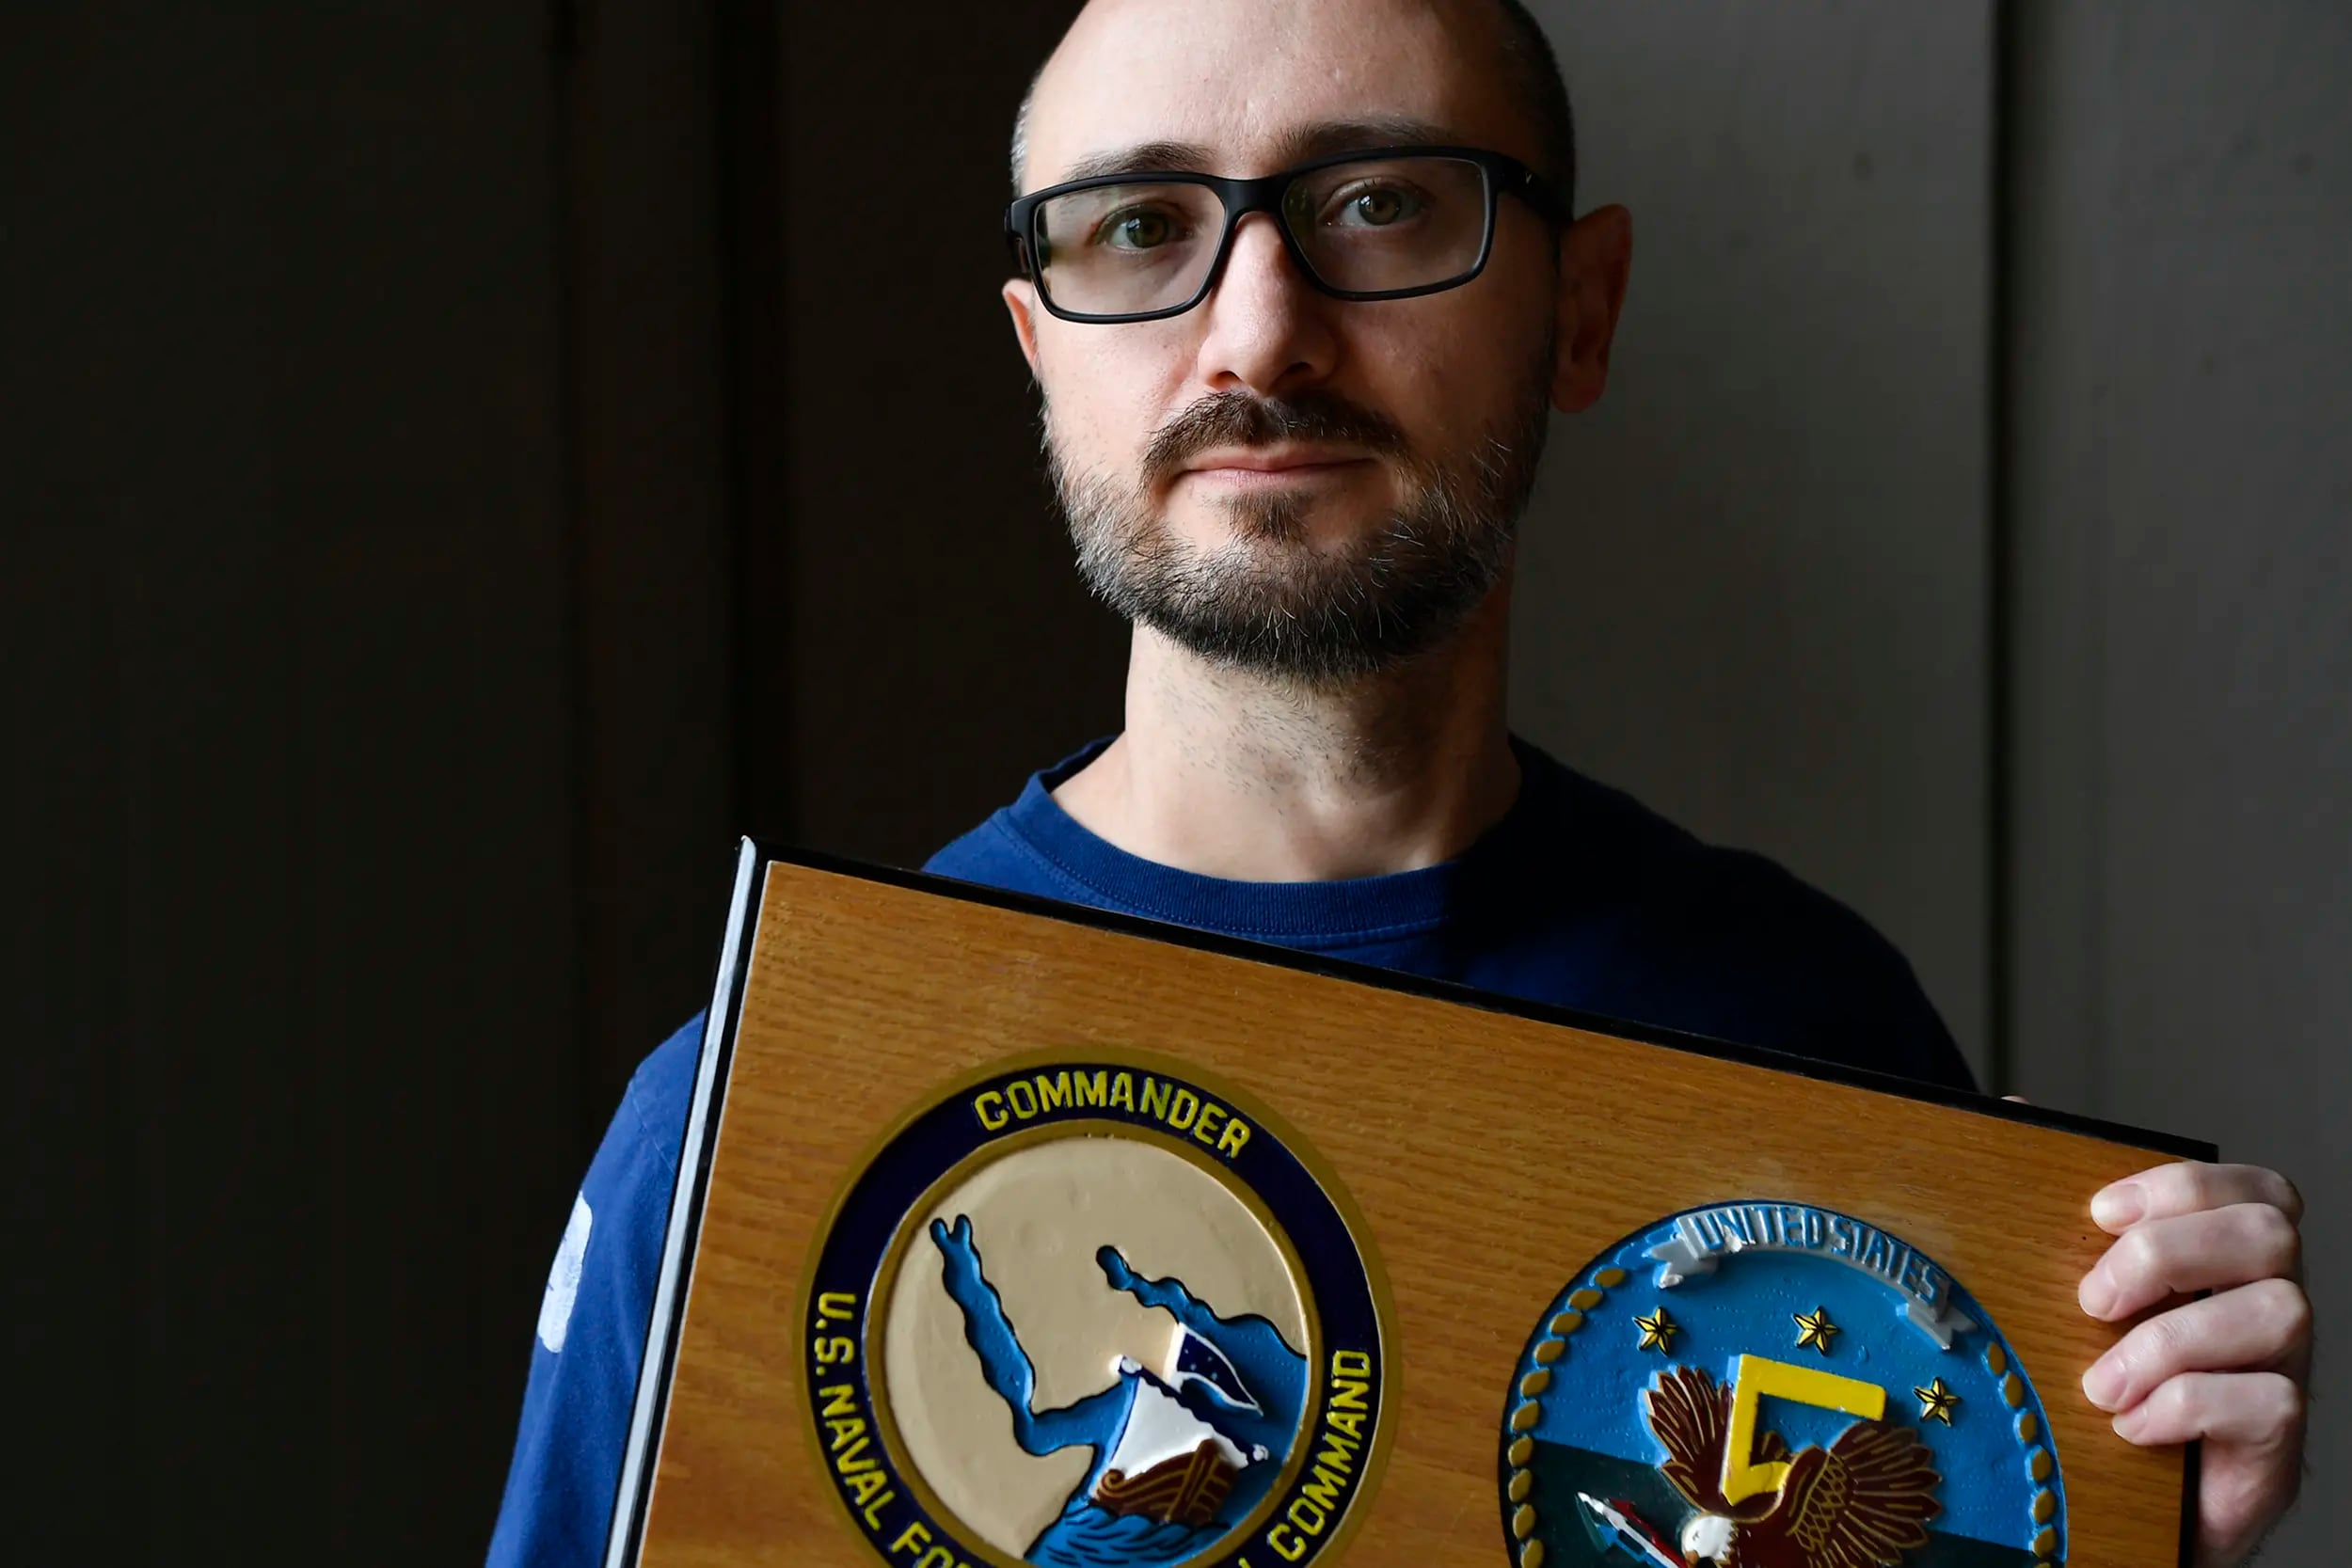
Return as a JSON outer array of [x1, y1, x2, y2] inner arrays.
[[641, 861, 2193, 1566]]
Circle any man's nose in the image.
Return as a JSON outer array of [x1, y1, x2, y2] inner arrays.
[[1189, 214, 1339, 397]]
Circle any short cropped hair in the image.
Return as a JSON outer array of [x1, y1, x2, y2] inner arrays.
[[1009, 0, 1577, 212]]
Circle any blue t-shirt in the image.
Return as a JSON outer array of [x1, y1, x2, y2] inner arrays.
[[484, 738, 1969, 1565]]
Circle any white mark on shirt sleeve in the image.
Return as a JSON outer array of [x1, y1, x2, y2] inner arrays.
[[537, 1191, 594, 1354]]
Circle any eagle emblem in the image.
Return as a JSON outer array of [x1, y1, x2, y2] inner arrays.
[[1502, 1205, 2063, 1565], [1643, 1364, 1941, 1568]]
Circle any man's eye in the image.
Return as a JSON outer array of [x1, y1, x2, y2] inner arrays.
[[1099, 210, 1179, 249], [1329, 185, 1421, 227]]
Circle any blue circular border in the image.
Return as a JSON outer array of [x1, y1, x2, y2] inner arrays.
[[1497, 1200, 2069, 1568], [803, 1058, 1385, 1568]]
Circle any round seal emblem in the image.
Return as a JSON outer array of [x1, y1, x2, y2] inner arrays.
[[1500, 1201, 2067, 1568], [803, 1053, 1390, 1568]]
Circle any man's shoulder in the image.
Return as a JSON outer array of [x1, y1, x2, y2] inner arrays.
[[923, 807, 1080, 901], [922, 737, 1120, 898], [924, 813, 1025, 881], [1518, 751, 1893, 945], [1513, 751, 1971, 1087], [613, 1013, 705, 1178]]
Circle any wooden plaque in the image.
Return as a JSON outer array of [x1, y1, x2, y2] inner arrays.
[[607, 845, 2206, 1568]]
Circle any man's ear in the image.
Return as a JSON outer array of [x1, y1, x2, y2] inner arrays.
[[1004, 278, 1044, 378], [1551, 204, 1632, 414]]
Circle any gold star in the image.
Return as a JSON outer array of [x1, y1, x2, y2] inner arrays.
[[1792, 1306, 1840, 1354], [1915, 1377, 1962, 1425], [1634, 1306, 1679, 1353]]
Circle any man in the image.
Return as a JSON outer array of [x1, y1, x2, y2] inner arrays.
[[487, 1, 2311, 1563]]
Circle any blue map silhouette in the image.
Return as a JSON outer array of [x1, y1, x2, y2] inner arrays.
[[928, 1214, 1309, 1567]]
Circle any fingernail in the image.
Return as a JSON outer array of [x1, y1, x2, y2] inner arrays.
[[2091, 1182, 2144, 1229], [2079, 1271, 2116, 1318], [2111, 1405, 2144, 1442], [2082, 1356, 2125, 1411]]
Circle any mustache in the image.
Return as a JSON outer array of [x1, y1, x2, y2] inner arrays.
[[1139, 390, 1413, 486]]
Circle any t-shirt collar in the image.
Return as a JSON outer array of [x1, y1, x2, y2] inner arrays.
[[994, 735, 1555, 942]]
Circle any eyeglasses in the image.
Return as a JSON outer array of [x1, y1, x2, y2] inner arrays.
[[1005, 145, 1567, 325]]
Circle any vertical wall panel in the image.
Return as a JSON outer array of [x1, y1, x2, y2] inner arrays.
[[1514, 2, 1995, 1070], [2, 6, 584, 1560], [558, 0, 740, 1109], [2008, 8, 2351, 1564], [778, 5, 1129, 867]]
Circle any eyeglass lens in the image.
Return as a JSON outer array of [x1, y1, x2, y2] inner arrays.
[[1032, 154, 1492, 318]]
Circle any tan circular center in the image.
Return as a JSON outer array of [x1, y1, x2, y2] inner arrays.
[[880, 1131, 1311, 1559]]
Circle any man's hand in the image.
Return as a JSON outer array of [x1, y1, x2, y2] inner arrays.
[[2078, 1162, 2310, 1565]]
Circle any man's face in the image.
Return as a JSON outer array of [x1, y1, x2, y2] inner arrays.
[[1008, 0, 1582, 684]]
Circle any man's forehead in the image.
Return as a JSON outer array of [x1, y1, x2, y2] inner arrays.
[[1022, 0, 1527, 189]]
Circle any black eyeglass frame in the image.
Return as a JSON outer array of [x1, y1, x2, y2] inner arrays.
[[1004, 144, 1570, 325]]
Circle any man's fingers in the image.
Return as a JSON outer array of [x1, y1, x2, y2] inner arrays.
[[2080, 1204, 2302, 1320], [2078, 1160, 2312, 1565], [2081, 1279, 2312, 1412], [2091, 1162, 2304, 1233], [2112, 1372, 2309, 1568], [2112, 1369, 2306, 1447]]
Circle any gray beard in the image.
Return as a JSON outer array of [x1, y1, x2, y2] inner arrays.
[[1046, 389, 1552, 687]]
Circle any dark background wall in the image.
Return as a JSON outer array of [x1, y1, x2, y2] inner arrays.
[[1517, 1, 1996, 1069], [2000, 11, 2350, 1564], [6, 3, 2343, 1564], [8, 7, 583, 1561]]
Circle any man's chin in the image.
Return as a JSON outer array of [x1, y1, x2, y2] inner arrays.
[[1161, 490, 1402, 556]]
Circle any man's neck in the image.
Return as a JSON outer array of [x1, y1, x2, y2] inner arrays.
[[1051, 589, 1521, 881]]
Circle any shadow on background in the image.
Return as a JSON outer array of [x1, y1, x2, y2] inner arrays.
[[6, 2, 1107, 1560]]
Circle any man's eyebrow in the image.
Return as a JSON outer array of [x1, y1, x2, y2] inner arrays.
[[1050, 117, 1462, 187], [1056, 140, 1218, 184], [1270, 116, 1457, 166]]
